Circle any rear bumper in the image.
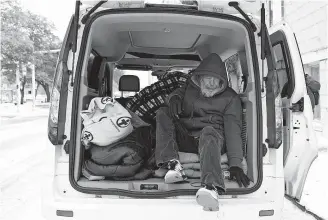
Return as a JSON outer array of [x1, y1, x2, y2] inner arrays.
[[42, 182, 283, 220]]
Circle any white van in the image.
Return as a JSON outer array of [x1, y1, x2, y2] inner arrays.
[[42, 1, 318, 219]]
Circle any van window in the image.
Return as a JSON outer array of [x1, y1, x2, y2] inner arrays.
[[112, 69, 157, 98], [225, 54, 244, 94], [273, 43, 290, 98]]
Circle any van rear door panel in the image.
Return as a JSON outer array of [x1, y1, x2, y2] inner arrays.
[[269, 24, 318, 201]]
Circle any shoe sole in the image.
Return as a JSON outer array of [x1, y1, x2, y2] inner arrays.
[[196, 190, 219, 211]]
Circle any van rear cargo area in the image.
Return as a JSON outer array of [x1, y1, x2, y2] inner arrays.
[[69, 9, 262, 197]]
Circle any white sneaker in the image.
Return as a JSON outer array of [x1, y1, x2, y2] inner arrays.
[[164, 160, 187, 184], [196, 187, 220, 211]]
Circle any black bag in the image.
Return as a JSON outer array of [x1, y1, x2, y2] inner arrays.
[[313, 91, 320, 105]]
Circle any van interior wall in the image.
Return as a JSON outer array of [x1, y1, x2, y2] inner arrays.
[[74, 12, 259, 189]]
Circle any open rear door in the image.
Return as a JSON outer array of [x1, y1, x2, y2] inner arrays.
[[269, 23, 318, 201]]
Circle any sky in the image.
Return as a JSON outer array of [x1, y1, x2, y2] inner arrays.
[[21, 0, 76, 40]]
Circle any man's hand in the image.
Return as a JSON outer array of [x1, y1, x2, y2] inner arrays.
[[229, 166, 250, 188], [168, 95, 183, 119]]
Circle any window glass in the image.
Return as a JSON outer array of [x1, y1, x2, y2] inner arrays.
[[170, 68, 192, 74], [308, 64, 320, 119], [273, 43, 289, 97], [112, 69, 157, 98], [225, 54, 244, 94]]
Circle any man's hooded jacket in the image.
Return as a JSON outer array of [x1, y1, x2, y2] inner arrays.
[[166, 53, 243, 168]]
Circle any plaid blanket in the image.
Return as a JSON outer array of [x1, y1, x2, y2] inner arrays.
[[125, 71, 190, 124]]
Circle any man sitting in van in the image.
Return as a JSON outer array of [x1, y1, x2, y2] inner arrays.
[[155, 53, 249, 209]]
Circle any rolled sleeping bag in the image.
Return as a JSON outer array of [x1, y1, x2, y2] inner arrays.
[[85, 140, 147, 178]]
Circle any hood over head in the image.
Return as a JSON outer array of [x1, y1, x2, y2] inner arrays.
[[191, 53, 228, 95]]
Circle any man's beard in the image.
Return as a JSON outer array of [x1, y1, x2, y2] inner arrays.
[[200, 80, 223, 97], [201, 87, 221, 97]]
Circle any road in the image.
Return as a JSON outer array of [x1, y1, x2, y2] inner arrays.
[[0, 116, 323, 220], [0, 115, 53, 220]]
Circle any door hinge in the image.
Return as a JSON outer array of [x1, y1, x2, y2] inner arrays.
[[289, 98, 304, 112]]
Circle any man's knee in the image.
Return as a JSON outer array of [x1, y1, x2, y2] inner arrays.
[[201, 126, 216, 134], [200, 126, 223, 139]]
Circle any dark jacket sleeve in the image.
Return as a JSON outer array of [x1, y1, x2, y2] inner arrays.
[[223, 95, 243, 168], [179, 116, 213, 129], [165, 85, 187, 105]]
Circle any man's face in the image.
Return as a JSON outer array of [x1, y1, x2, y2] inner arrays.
[[200, 76, 224, 97]]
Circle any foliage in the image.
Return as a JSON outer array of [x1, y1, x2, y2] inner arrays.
[[1, 0, 33, 65], [35, 53, 58, 85], [1, 0, 61, 102], [35, 52, 59, 102]]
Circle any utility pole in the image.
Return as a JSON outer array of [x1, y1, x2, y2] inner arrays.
[[281, 0, 285, 21], [15, 63, 21, 112], [31, 63, 36, 109], [268, 0, 273, 27], [0, 69, 2, 104]]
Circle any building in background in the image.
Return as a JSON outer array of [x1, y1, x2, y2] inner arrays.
[[265, 0, 328, 134]]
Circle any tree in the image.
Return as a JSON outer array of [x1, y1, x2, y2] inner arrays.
[[34, 52, 59, 102], [1, 0, 61, 103], [1, 0, 33, 65]]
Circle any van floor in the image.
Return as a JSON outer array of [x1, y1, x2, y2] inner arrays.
[[78, 177, 248, 191]]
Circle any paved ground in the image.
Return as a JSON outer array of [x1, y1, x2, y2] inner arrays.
[[0, 116, 51, 220], [300, 151, 328, 219], [0, 115, 326, 220], [0, 102, 49, 118]]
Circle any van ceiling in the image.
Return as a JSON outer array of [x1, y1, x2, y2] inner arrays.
[[90, 13, 248, 62]]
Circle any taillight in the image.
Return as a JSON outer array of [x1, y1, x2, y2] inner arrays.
[[48, 61, 63, 145]]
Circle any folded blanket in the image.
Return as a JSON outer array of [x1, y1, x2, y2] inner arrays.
[[153, 167, 229, 179], [182, 163, 201, 170], [154, 152, 247, 179], [184, 169, 201, 178], [181, 162, 230, 171], [178, 152, 228, 164], [178, 152, 199, 163]]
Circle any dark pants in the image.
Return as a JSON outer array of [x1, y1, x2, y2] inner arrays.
[[155, 107, 225, 191]]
